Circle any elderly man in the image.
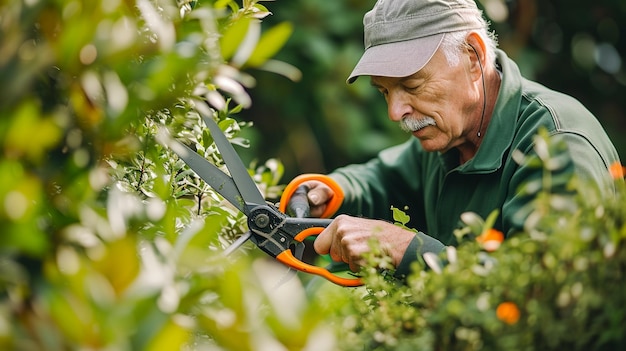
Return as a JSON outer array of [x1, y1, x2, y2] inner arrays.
[[288, 0, 620, 277]]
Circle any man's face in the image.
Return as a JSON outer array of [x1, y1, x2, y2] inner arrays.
[[371, 48, 480, 153]]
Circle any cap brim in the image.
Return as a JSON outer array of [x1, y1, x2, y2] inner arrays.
[[347, 33, 444, 84]]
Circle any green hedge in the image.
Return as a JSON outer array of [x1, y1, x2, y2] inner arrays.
[[333, 131, 626, 351]]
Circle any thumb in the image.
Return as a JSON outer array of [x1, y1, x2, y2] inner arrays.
[[308, 183, 333, 206]]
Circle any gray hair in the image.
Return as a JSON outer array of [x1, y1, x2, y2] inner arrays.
[[440, 20, 499, 67]]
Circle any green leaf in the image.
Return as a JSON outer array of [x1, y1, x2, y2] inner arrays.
[[245, 21, 293, 67], [215, 0, 238, 11], [221, 18, 251, 61], [202, 128, 214, 148], [391, 206, 411, 226], [5, 101, 62, 163], [94, 236, 141, 296], [483, 209, 500, 232], [229, 104, 244, 114], [254, 4, 270, 13], [144, 317, 191, 351], [46, 288, 89, 343]]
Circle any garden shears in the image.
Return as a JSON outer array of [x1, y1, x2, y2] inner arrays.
[[166, 106, 363, 287]]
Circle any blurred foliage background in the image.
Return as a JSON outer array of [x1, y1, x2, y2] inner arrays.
[[0, 0, 344, 349], [240, 0, 626, 181]]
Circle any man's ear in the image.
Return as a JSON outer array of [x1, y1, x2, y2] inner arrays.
[[467, 32, 487, 54], [466, 32, 487, 78]]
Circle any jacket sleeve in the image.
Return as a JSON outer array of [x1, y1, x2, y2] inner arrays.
[[393, 232, 446, 279], [328, 138, 446, 279], [329, 138, 426, 221]]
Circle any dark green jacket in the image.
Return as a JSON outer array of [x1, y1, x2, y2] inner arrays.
[[330, 50, 620, 277]]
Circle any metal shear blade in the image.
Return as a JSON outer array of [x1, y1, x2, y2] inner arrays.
[[198, 107, 265, 213], [165, 106, 363, 287], [169, 140, 246, 214]]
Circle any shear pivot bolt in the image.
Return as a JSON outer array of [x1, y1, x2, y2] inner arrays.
[[254, 213, 270, 228]]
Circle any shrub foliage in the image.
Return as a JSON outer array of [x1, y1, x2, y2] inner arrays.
[[1, 0, 330, 350], [335, 131, 626, 351]]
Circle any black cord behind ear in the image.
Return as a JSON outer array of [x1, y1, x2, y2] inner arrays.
[[469, 44, 486, 138]]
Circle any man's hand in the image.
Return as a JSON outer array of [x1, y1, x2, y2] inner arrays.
[[313, 214, 416, 272], [301, 180, 337, 218]]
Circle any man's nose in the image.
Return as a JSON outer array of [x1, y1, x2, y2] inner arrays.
[[387, 92, 412, 123]]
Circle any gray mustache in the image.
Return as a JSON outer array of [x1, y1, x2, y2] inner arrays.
[[400, 116, 436, 132]]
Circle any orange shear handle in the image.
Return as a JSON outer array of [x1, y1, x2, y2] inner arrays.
[[276, 227, 363, 287], [279, 174, 344, 218]]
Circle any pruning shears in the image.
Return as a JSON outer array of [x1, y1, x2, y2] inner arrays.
[[165, 106, 363, 287]]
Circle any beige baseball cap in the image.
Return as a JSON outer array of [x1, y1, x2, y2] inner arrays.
[[348, 0, 484, 83]]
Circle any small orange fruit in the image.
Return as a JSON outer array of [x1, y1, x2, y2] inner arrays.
[[476, 228, 504, 252], [496, 301, 520, 325]]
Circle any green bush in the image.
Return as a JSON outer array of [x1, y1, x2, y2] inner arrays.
[[1, 0, 335, 349], [332, 131, 626, 351]]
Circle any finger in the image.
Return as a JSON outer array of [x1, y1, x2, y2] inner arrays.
[[308, 184, 333, 218], [329, 240, 344, 263], [329, 246, 344, 263], [313, 225, 333, 256], [344, 242, 365, 272], [309, 204, 328, 218], [348, 260, 360, 273], [307, 182, 333, 206]]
